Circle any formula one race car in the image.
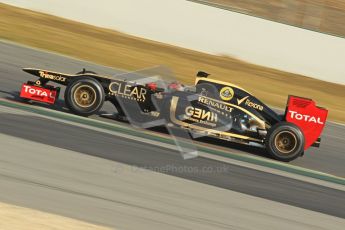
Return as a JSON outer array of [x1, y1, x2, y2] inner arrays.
[[19, 68, 328, 161]]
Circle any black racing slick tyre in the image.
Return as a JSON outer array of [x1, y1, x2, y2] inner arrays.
[[64, 77, 105, 116], [265, 122, 305, 162]]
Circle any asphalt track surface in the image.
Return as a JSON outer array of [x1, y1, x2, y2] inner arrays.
[[0, 41, 344, 176], [1, 131, 344, 230], [0, 41, 344, 227]]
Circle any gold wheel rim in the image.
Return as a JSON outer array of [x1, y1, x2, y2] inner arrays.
[[274, 131, 298, 155], [73, 85, 97, 108]]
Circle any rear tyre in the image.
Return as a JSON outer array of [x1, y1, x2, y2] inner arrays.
[[64, 77, 105, 116], [265, 122, 304, 162]]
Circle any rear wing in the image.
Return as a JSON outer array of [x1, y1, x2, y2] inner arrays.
[[285, 95, 328, 149]]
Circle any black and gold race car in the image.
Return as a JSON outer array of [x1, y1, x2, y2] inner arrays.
[[19, 68, 328, 161]]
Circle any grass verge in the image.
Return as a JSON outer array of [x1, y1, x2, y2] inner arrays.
[[0, 3, 344, 122], [0, 202, 111, 230]]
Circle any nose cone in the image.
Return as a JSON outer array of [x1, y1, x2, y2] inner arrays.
[[22, 68, 39, 75]]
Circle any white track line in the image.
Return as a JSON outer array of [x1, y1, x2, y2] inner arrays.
[[1, 104, 344, 191]]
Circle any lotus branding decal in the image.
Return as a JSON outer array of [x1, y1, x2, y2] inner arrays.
[[219, 86, 234, 101]]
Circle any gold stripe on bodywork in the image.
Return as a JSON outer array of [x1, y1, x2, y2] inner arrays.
[[198, 96, 266, 129], [169, 96, 262, 142], [23, 68, 116, 81], [195, 77, 250, 94]]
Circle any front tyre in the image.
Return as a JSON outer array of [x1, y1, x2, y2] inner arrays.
[[65, 77, 105, 116], [265, 122, 304, 162]]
